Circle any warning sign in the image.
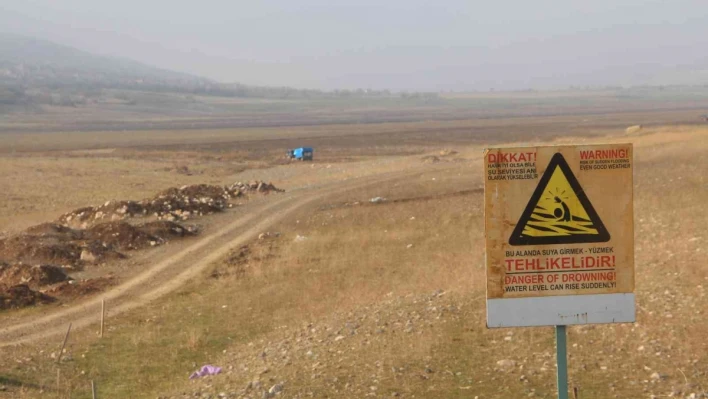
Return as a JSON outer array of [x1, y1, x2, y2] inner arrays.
[[485, 144, 635, 328], [509, 153, 610, 245]]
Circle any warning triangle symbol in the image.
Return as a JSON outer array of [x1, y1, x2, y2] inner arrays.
[[509, 153, 610, 246]]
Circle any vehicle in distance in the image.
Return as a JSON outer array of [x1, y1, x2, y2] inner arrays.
[[287, 147, 314, 161]]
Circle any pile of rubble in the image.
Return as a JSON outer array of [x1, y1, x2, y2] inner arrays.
[[0, 220, 199, 271], [0, 219, 199, 309], [421, 149, 461, 164], [44, 275, 116, 299], [0, 235, 80, 267], [0, 263, 70, 288], [0, 284, 55, 310], [1, 223, 111, 268], [0, 262, 69, 310], [0, 180, 283, 310], [58, 181, 283, 228], [226, 180, 284, 195], [88, 222, 166, 251], [140, 221, 197, 239]]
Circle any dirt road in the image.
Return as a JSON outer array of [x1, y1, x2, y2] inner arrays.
[[0, 166, 450, 347]]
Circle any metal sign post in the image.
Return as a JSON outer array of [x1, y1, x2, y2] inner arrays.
[[555, 325, 568, 399]]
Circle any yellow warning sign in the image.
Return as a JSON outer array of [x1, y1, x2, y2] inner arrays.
[[484, 144, 635, 302], [509, 153, 609, 245]]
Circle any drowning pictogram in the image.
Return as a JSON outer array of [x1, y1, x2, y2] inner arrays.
[[509, 153, 610, 245]]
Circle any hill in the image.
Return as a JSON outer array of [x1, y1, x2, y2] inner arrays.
[[0, 33, 400, 109], [0, 33, 212, 88]]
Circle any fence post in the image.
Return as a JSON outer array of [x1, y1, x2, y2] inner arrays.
[[56, 323, 72, 363], [100, 299, 105, 337]]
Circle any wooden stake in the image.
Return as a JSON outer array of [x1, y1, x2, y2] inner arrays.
[[91, 380, 97, 399], [100, 299, 105, 338], [56, 323, 72, 363]]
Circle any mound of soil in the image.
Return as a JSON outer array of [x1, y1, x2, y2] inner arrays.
[[159, 184, 230, 199], [1, 219, 194, 269], [0, 178, 284, 309], [56, 180, 283, 228], [0, 234, 83, 266], [0, 263, 70, 289], [87, 222, 162, 251], [24, 223, 84, 240], [0, 232, 129, 268], [45, 276, 116, 299], [227, 180, 284, 194], [79, 240, 127, 264], [0, 284, 55, 310], [625, 124, 643, 134], [421, 155, 441, 164], [57, 201, 147, 229], [144, 187, 230, 221], [439, 149, 459, 156], [139, 221, 198, 239]]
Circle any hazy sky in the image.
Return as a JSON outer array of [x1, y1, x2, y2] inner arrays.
[[1, 0, 707, 90]]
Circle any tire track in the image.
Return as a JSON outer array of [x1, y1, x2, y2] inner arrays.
[[0, 167, 445, 346]]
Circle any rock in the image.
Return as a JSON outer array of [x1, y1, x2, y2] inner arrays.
[[268, 383, 283, 395], [650, 372, 665, 381], [496, 359, 516, 370], [625, 125, 643, 135], [258, 232, 278, 240]]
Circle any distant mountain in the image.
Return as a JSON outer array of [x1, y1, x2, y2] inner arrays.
[[0, 33, 399, 109], [0, 33, 214, 92]]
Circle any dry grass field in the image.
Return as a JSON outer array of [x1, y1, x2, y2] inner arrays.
[[0, 106, 706, 399]]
